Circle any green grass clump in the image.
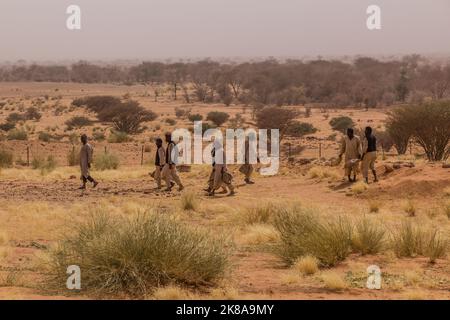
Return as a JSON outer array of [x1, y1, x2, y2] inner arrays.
[[48, 211, 230, 296], [274, 207, 352, 267]]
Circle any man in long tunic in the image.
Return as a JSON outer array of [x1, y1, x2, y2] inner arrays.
[[161, 133, 184, 192], [208, 143, 235, 197], [79, 134, 98, 190], [338, 128, 362, 182], [239, 137, 256, 184]]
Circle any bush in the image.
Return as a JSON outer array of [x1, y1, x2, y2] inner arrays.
[[92, 131, 106, 142], [0, 149, 13, 168], [391, 221, 424, 258], [7, 128, 28, 140], [72, 95, 121, 111], [6, 113, 25, 123], [351, 218, 386, 255], [274, 208, 352, 267], [32, 155, 57, 173], [391, 221, 447, 262], [65, 116, 93, 128], [108, 131, 131, 143], [255, 106, 299, 140], [188, 114, 203, 122], [48, 211, 230, 295], [387, 102, 450, 160], [206, 112, 230, 127], [329, 116, 354, 133], [165, 118, 177, 126], [286, 121, 317, 137], [0, 122, 15, 132], [25, 107, 42, 121], [94, 152, 120, 170], [110, 101, 157, 134], [38, 131, 54, 142], [243, 203, 280, 225], [67, 147, 80, 166]]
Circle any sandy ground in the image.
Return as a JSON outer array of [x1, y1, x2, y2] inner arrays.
[[0, 82, 449, 300]]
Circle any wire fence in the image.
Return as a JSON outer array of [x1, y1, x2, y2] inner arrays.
[[1, 138, 427, 169]]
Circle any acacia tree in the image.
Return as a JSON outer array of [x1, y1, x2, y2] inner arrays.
[[386, 102, 450, 160], [256, 106, 299, 142], [111, 101, 158, 134]]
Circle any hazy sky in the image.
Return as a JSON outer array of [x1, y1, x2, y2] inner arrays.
[[1, 0, 449, 61]]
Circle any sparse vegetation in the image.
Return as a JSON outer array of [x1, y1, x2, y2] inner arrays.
[[329, 116, 354, 133], [48, 211, 230, 296], [206, 112, 229, 127], [108, 131, 131, 143], [274, 208, 352, 267], [31, 155, 57, 174], [352, 218, 386, 255], [293, 255, 319, 276], [94, 152, 120, 170], [180, 192, 199, 211], [65, 116, 93, 129], [7, 128, 28, 140], [0, 148, 13, 168]]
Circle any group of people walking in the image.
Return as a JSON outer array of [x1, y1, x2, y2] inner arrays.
[[78, 125, 379, 193], [78, 132, 255, 196]]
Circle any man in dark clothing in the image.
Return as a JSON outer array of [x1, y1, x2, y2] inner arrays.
[[361, 126, 378, 184]]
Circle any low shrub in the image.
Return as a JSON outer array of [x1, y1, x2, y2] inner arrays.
[[65, 116, 93, 128], [94, 152, 119, 170], [7, 128, 28, 141], [108, 131, 131, 143], [0, 149, 13, 168], [32, 155, 57, 174], [47, 211, 230, 296], [352, 218, 386, 255], [329, 116, 354, 133], [274, 208, 352, 267]]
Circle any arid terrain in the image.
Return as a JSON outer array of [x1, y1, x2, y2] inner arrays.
[[0, 82, 449, 300]]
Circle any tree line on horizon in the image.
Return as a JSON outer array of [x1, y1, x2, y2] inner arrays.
[[1, 55, 450, 108]]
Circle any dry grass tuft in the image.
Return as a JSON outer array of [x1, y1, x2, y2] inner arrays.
[[352, 217, 386, 255], [240, 224, 280, 245], [47, 210, 230, 296], [403, 199, 417, 217], [180, 191, 199, 211], [368, 200, 381, 213], [392, 221, 447, 262], [320, 272, 347, 291], [274, 207, 352, 267], [242, 202, 280, 225], [151, 286, 193, 300], [293, 255, 319, 276], [351, 181, 368, 194], [308, 166, 340, 181]]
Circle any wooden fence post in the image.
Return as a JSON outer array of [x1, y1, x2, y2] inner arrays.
[[27, 146, 30, 166], [141, 145, 144, 166], [319, 142, 322, 159]]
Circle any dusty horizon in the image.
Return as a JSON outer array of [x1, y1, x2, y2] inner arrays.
[[1, 0, 449, 61]]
